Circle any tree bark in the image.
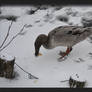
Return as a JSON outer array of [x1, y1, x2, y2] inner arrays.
[[69, 76, 86, 88], [0, 55, 15, 79]]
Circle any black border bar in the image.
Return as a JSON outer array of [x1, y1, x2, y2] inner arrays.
[[1, 0, 92, 5], [0, 88, 92, 92]]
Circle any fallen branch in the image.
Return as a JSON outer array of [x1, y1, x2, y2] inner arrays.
[[0, 23, 37, 79], [60, 80, 69, 82], [0, 24, 27, 52], [0, 21, 13, 48], [15, 62, 38, 79]]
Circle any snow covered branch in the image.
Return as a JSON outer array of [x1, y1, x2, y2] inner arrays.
[[0, 21, 13, 49], [15, 62, 38, 79], [0, 23, 27, 52], [0, 22, 38, 79]]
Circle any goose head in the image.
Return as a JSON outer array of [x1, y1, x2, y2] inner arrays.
[[34, 34, 48, 57]]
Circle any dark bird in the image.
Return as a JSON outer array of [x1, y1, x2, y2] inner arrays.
[[34, 26, 92, 59]]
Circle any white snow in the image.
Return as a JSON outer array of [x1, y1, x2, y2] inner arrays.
[[0, 6, 92, 88], [0, 53, 14, 61], [70, 73, 86, 82]]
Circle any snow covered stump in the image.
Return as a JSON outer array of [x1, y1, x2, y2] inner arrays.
[[69, 74, 86, 88], [0, 53, 15, 79]]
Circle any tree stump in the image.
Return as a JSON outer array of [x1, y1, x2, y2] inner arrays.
[[0, 53, 15, 79], [0, 58, 5, 77], [69, 74, 86, 88]]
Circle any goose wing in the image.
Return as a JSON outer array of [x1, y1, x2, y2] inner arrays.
[[48, 26, 84, 37], [48, 26, 90, 46]]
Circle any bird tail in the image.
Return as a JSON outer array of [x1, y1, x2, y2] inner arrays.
[[76, 27, 92, 43]]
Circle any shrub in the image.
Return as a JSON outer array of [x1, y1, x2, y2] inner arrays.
[[57, 15, 69, 22]]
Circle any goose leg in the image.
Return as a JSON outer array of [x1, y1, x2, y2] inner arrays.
[[59, 47, 72, 59]]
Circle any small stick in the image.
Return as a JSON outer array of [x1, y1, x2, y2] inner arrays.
[[0, 21, 13, 48], [15, 62, 38, 79], [0, 24, 27, 52]]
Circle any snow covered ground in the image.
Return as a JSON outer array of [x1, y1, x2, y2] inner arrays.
[[0, 5, 92, 87]]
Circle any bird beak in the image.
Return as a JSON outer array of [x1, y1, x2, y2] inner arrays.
[[38, 53, 42, 56], [35, 52, 42, 57]]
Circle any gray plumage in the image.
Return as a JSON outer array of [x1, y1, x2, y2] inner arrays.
[[34, 26, 92, 57], [43, 26, 92, 49]]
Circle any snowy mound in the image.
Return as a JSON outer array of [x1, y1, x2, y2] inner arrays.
[[71, 73, 86, 82], [0, 53, 15, 61]]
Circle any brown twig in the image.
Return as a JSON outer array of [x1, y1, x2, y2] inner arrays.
[[60, 80, 69, 82], [0, 24, 27, 52], [0, 23, 37, 79], [15, 62, 38, 79], [0, 21, 13, 48]]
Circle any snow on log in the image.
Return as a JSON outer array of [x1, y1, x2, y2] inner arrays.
[[0, 53, 15, 78], [69, 73, 86, 88]]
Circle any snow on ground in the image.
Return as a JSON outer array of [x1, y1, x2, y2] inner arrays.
[[0, 6, 92, 87]]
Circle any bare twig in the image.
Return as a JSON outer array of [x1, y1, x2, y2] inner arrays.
[[60, 80, 69, 82], [0, 21, 13, 48], [15, 62, 38, 79], [0, 24, 27, 52]]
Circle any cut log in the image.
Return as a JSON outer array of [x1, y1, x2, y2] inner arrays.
[[0, 58, 5, 77], [69, 74, 86, 88], [0, 53, 15, 79]]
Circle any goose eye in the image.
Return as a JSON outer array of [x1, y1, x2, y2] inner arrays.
[[67, 30, 72, 34]]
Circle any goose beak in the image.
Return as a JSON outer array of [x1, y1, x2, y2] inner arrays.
[[35, 52, 42, 57], [38, 53, 42, 56]]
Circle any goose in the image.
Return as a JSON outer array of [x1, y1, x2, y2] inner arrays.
[[34, 26, 92, 59]]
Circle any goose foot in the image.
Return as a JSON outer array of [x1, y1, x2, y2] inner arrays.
[[59, 47, 72, 60], [58, 56, 67, 62]]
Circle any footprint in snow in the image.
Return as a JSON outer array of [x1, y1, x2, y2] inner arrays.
[[74, 58, 85, 63]]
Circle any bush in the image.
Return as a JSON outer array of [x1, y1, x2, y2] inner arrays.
[[54, 6, 62, 11], [27, 6, 40, 15], [27, 9, 36, 15], [81, 17, 92, 27], [57, 15, 69, 22], [0, 10, 1, 14], [0, 15, 18, 22], [5, 16, 18, 22], [65, 8, 78, 17], [39, 5, 48, 10]]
